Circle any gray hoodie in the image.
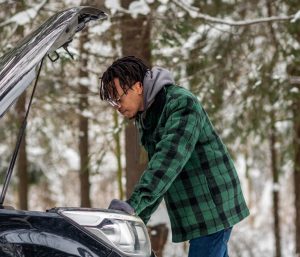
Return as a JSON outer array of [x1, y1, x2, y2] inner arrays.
[[142, 66, 175, 111]]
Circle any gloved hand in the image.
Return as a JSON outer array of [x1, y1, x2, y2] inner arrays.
[[108, 199, 135, 215]]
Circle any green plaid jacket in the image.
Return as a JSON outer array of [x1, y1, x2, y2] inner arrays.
[[127, 84, 249, 242]]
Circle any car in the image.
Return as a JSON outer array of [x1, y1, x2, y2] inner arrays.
[[0, 6, 155, 257]]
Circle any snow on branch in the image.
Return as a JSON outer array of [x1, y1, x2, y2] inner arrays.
[[0, 0, 48, 27], [173, 0, 298, 26], [291, 10, 300, 23], [195, 13, 294, 27]]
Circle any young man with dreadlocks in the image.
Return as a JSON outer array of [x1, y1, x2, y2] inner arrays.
[[100, 56, 249, 257]]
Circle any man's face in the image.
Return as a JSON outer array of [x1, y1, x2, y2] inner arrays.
[[110, 78, 144, 119]]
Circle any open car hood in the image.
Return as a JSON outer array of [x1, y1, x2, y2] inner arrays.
[[0, 6, 107, 118]]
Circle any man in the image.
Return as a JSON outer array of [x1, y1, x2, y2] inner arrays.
[[99, 56, 249, 257]]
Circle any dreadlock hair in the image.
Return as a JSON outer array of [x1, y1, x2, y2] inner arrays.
[[100, 56, 150, 101]]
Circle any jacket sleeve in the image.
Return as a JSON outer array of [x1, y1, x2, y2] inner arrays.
[[127, 94, 204, 223], [135, 196, 164, 224]]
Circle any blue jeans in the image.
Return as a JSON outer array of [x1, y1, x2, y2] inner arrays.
[[188, 228, 232, 257]]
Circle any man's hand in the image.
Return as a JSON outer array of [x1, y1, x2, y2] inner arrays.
[[108, 199, 135, 215]]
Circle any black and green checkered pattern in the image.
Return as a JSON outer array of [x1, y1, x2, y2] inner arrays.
[[127, 84, 249, 242]]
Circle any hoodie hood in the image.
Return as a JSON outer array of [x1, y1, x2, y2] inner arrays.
[[142, 66, 174, 111]]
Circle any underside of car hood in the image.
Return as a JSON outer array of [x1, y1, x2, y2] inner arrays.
[[0, 6, 107, 207], [0, 6, 107, 118]]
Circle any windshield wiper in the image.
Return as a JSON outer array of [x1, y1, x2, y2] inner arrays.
[[0, 57, 44, 207]]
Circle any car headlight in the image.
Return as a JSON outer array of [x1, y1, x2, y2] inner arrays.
[[61, 210, 151, 257]]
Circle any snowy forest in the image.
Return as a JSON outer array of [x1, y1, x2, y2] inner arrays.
[[0, 0, 300, 256]]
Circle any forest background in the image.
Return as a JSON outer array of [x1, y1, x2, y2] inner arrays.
[[0, 0, 300, 257]]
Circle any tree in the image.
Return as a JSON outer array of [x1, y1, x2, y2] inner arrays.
[[280, 0, 300, 254], [78, 23, 91, 207], [15, 0, 28, 210], [118, 1, 169, 256], [119, 0, 151, 198], [150, 1, 296, 256]]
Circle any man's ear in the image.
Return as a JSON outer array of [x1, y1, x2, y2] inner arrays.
[[133, 82, 143, 95]]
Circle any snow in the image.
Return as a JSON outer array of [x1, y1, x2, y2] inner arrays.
[[157, 47, 178, 57], [0, 144, 7, 155], [105, 0, 122, 15], [64, 0, 81, 5], [157, 4, 167, 13], [28, 146, 47, 155], [0, 0, 47, 26], [62, 148, 80, 171], [86, 42, 115, 58], [183, 32, 202, 50], [79, 77, 90, 87], [272, 183, 281, 192], [253, 80, 262, 87], [89, 21, 112, 35], [0, 2, 298, 256], [291, 10, 300, 23], [290, 87, 299, 93], [158, 0, 169, 4], [173, 0, 199, 18], [129, 1, 151, 18]]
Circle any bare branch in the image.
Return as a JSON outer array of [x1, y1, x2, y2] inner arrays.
[[173, 0, 296, 26], [196, 13, 294, 26], [289, 76, 300, 85]]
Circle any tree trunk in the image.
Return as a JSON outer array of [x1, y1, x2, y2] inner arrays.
[[270, 111, 281, 257], [286, 65, 300, 257], [283, 0, 300, 252], [124, 121, 148, 197], [245, 147, 254, 227], [120, 3, 168, 256], [120, 0, 151, 199], [147, 224, 169, 257], [113, 110, 124, 199], [78, 0, 106, 208], [15, 0, 28, 210], [293, 98, 300, 256], [15, 93, 28, 210], [78, 25, 91, 208]]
